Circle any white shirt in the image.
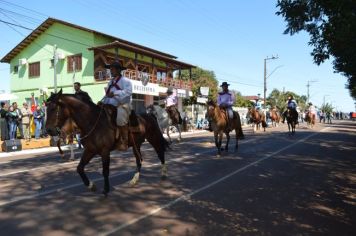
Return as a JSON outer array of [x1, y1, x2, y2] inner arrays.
[[103, 76, 132, 106], [165, 89, 178, 107]]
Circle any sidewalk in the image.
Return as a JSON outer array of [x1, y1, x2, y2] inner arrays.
[[0, 130, 208, 158]]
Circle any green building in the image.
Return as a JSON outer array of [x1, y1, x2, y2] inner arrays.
[[1, 18, 195, 113]]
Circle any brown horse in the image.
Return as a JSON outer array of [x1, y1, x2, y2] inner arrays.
[[270, 109, 281, 127], [248, 107, 267, 132], [305, 111, 316, 128], [45, 89, 168, 196], [206, 100, 244, 157]]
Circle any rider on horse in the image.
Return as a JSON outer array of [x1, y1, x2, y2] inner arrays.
[[165, 87, 182, 124], [217, 82, 235, 130], [308, 102, 317, 115], [102, 61, 132, 151], [282, 95, 298, 123]]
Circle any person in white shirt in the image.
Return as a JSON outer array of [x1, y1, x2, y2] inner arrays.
[[102, 61, 132, 151]]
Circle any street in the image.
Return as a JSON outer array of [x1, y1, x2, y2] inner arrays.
[[0, 121, 355, 236]]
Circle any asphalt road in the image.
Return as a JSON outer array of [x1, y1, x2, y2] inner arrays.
[[0, 120, 355, 236]]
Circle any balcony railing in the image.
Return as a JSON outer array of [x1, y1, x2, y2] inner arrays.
[[123, 69, 192, 90]]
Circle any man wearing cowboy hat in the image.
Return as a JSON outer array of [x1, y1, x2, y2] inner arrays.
[[102, 61, 132, 151], [217, 82, 235, 129], [165, 87, 182, 124]]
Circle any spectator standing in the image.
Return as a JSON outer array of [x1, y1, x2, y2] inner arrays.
[[6, 105, 18, 140], [0, 102, 9, 141], [21, 102, 32, 141], [41, 101, 48, 138], [13, 102, 24, 139], [33, 105, 44, 140]]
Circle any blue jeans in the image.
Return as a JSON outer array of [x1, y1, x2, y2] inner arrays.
[[8, 121, 17, 140], [34, 119, 42, 139]]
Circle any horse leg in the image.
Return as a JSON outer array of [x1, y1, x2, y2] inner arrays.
[[146, 128, 167, 180], [234, 128, 239, 152], [176, 124, 182, 142], [101, 152, 111, 196], [224, 132, 230, 152], [214, 131, 222, 157], [166, 126, 172, 144], [130, 143, 142, 186], [57, 138, 64, 159], [77, 149, 96, 192], [69, 135, 75, 161]]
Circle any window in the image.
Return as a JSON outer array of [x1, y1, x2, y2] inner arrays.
[[67, 54, 82, 72], [14, 65, 18, 74], [29, 62, 40, 77]]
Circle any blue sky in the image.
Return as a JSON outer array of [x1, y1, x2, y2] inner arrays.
[[0, 0, 354, 112]]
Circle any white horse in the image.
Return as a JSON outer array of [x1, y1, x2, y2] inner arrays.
[[146, 105, 182, 143]]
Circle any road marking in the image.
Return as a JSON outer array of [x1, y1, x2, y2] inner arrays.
[[100, 127, 330, 236], [0, 134, 210, 177], [0, 138, 254, 207]]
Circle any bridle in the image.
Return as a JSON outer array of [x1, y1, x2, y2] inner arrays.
[[51, 98, 104, 140]]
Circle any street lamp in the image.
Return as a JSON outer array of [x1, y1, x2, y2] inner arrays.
[[323, 95, 330, 105], [264, 55, 278, 109], [306, 80, 318, 104]]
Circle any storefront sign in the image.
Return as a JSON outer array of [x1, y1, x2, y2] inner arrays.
[[131, 79, 159, 96], [197, 97, 208, 104]]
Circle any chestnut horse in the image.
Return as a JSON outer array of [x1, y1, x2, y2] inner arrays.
[[305, 111, 316, 128], [206, 100, 244, 157], [45, 89, 168, 196], [248, 107, 267, 132], [270, 109, 281, 127], [57, 118, 77, 161]]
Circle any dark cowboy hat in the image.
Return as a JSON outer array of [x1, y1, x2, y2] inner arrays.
[[220, 82, 230, 87], [308, 102, 313, 105], [104, 61, 126, 70]]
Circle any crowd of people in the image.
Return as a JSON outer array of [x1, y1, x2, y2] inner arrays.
[[0, 101, 47, 141]]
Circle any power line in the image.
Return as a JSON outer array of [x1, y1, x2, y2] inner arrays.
[[0, 0, 48, 18]]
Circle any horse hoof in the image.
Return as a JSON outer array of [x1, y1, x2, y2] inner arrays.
[[161, 175, 167, 181], [88, 181, 97, 192], [216, 154, 221, 158]]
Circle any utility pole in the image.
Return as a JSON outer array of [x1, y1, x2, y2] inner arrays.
[[53, 45, 58, 93], [264, 55, 278, 109], [306, 80, 317, 104]]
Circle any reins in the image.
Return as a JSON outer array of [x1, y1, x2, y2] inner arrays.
[[79, 105, 104, 140]]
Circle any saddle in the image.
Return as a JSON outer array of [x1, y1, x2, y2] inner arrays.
[[101, 104, 140, 133]]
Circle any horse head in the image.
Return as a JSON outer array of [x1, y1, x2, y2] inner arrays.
[[45, 89, 71, 136], [206, 100, 217, 118]]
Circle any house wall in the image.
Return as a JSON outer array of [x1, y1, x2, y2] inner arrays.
[[9, 22, 112, 103]]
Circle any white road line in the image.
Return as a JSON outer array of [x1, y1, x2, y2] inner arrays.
[[0, 135, 210, 177], [100, 127, 330, 236], [0, 138, 254, 207]]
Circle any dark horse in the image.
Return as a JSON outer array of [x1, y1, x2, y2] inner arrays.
[[165, 105, 183, 142], [285, 108, 297, 135], [206, 100, 244, 157], [248, 107, 267, 132], [45, 89, 168, 196]]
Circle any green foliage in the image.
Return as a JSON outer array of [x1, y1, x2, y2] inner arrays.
[[267, 88, 307, 112], [320, 103, 334, 113], [233, 90, 254, 107], [276, 0, 356, 99], [179, 67, 218, 105]]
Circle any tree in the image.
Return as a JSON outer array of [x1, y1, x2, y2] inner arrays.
[[179, 67, 218, 105], [233, 90, 254, 107], [276, 0, 356, 99]]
